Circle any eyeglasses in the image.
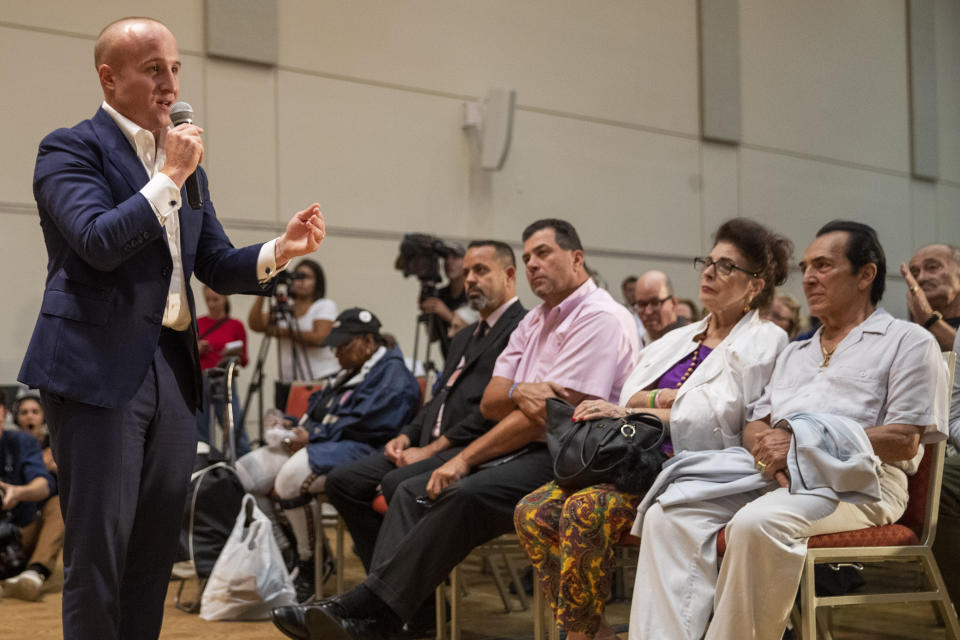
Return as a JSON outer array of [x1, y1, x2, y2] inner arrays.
[[633, 296, 673, 312], [694, 256, 760, 278]]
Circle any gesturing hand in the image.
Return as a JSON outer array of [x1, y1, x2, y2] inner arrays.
[[275, 204, 326, 267], [900, 262, 934, 323]]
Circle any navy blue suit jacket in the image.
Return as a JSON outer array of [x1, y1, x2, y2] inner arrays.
[[19, 107, 265, 409]]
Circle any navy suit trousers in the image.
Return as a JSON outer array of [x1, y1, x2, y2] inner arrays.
[[43, 330, 197, 640]]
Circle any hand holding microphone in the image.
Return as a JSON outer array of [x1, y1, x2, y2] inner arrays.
[[162, 101, 204, 209]]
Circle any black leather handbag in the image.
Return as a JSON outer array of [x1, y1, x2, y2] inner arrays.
[[545, 397, 666, 493]]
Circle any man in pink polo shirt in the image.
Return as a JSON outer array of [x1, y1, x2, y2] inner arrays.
[[295, 219, 639, 640]]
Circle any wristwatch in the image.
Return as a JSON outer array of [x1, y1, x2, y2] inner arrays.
[[923, 310, 943, 329]]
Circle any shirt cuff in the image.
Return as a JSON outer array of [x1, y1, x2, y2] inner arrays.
[[258, 238, 285, 283], [140, 173, 181, 223]]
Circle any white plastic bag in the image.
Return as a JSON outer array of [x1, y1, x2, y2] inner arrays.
[[199, 494, 296, 620]]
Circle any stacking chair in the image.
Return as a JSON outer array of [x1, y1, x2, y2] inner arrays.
[[789, 351, 959, 639], [435, 534, 531, 640]]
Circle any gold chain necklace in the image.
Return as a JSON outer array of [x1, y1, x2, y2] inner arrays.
[[820, 341, 838, 367]]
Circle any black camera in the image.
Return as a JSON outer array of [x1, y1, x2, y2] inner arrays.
[[273, 270, 308, 285], [395, 233, 459, 301]]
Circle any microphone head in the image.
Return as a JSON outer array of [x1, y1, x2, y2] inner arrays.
[[170, 101, 194, 126]]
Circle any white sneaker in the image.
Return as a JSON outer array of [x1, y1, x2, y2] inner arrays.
[[3, 569, 44, 601]]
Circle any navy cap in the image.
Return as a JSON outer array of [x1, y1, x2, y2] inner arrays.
[[323, 307, 382, 347]]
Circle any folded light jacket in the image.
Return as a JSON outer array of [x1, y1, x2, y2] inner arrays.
[[631, 412, 882, 536]]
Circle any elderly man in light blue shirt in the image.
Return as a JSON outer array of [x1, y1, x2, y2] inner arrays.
[[629, 221, 949, 640]]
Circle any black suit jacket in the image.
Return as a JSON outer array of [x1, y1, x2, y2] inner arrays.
[[400, 300, 525, 447]]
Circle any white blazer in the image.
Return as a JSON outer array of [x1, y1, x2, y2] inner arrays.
[[618, 310, 788, 452]]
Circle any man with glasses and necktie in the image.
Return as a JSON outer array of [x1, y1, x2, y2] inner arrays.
[[633, 270, 690, 347]]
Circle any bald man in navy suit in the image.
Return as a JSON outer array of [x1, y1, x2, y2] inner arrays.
[[19, 17, 326, 640]]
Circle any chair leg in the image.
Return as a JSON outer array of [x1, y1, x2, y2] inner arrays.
[[503, 553, 529, 611], [314, 528, 326, 599], [922, 549, 960, 639], [435, 580, 448, 640], [335, 515, 345, 595], [450, 564, 462, 640], [800, 556, 817, 640], [533, 582, 545, 640]]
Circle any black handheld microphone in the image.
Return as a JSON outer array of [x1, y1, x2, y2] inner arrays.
[[169, 101, 203, 210]]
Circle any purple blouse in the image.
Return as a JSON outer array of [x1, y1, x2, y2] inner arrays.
[[654, 344, 713, 456], [655, 344, 713, 390]]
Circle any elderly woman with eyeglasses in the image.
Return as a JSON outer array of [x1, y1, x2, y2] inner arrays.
[[514, 218, 793, 640]]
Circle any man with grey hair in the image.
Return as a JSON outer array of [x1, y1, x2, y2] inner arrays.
[[634, 270, 688, 347], [901, 243, 960, 351]]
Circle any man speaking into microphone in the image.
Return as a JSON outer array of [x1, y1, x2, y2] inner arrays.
[[18, 16, 326, 640]]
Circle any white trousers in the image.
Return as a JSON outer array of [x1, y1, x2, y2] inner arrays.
[[629, 465, 908, 640], [236, 446, 326, 560]]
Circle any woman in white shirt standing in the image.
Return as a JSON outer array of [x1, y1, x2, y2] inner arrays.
[[249, 259, 339, 407]]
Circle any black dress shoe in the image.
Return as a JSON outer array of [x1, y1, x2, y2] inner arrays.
[[271, 605, 309, 640], [304, 600, 389, 640]]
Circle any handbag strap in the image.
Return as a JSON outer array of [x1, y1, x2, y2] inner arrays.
[[198, 317, 230, 340], [552, 418, 623, 482], [623, 411, 668, 452], [187, 462, 237, 568]]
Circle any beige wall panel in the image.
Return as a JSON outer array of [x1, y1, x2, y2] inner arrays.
[[0, 1, 204, 52], [486, 111, 702, 256], [739, 0, 910, 172], [276, 0, 699, 134], [0, 213, 47, 382], [276, 71, 470, 234], [739, 148, 913, 273], [936, 0, 960, 182], [0, 25, 206, 205], [936, 184, 960, 243], [0, 28, 101, 203], [204, 60, 277, 223], [700, 143, 741, 253], [909, 180, 938, 250]]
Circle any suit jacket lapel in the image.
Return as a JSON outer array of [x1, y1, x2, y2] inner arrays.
[[91, 108, 150, 195], [460, 301, 522, 372]]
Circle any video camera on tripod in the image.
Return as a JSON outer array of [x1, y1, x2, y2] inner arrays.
[[394, 232, 463, 371]]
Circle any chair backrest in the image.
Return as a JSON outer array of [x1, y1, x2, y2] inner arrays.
[[285, 381, 326, 417], [913, 351, 956, 545]]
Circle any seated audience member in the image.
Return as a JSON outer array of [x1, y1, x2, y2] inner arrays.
[[629, 220, 949, 640], [621, 274, 646, 343], [272, 219, 639, 640], [236, 308, 420, 602], [323, 241, 525, 577], [674, 297, 699, 323], [419, 244, 467, 356], [634, 270, 688, 347], [249, 259, 339, 407], [901, 243, 960, 351], [515, 218, 791, 640], [12, 392, 48, 446], [933, 325, 960, 605], [0, 390, 56, 601], [196, 286, 250, 456], [761, 291, 803, 339]]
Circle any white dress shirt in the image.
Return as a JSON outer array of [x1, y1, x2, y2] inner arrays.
[[102, 102, 282, 331]]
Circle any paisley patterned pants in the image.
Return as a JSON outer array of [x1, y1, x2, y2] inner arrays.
[[514, 481, 641, 636]]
